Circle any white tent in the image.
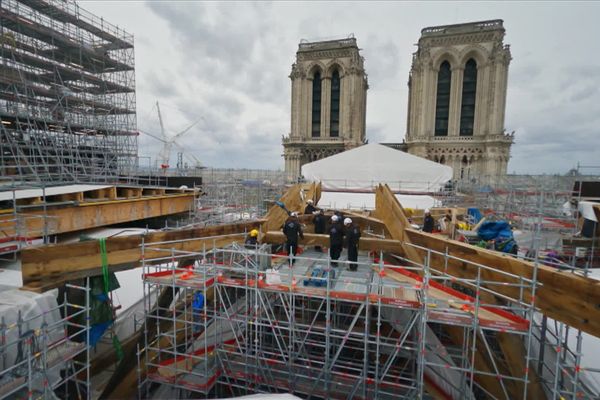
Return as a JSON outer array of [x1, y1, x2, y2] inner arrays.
[[301, 143, 453, 193], [318, 191, 440, 211]]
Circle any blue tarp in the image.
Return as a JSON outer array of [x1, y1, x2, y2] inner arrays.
[[477, 221, 512, 241], [89, 321, 112, 347], [467, 207, 483, 224], [477, 221, 517, 254], [478, 185, 494, 193]]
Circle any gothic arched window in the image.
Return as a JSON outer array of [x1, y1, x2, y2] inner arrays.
[[312, 71, 322, 137], [460, 59, 477, 136], [330, 70, 340, 137], [435, 61, 451, 136]]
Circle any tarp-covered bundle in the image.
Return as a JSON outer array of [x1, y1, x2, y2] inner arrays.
[[477, 221, 518, 254], [301, 144, 453, 193]]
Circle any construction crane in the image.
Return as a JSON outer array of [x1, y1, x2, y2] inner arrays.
[[153, 101, 202, 171]]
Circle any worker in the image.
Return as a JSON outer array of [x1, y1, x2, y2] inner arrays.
[[313, 209, 326, 252], [282, 212, 304, 265], [344, 218, 361, 271], [304, 199, 317, 215], [422, 209, 434, 233], [329, 215, 344, 267], [245, 229, 259, 248]]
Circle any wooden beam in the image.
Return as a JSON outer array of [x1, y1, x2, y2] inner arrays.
[[496, 332, 546, 399], [263, 231, 404, 253], [376, 183, 600, 339], [445, 326, 508, 399], [373, 184, 423, 264], [99, 286, 178, 399], [21, 220, 265, 291], [342, 211, 390, 237], [405, 228, 600, 338], [4, 193, 197, 237], [262, 183, 321, 233]]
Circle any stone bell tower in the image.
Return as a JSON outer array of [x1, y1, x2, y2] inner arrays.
[[405, 20, 514, 181], [282, 37, 368, 181]]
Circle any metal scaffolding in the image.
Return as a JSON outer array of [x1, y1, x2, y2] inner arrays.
[[133, 235, 600, 399], [0, 280, 91, 400], [452, 174, 600, 272], [0, 0, 137, 184], [194, 169, 287, 226]]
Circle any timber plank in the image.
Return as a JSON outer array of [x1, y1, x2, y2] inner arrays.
[[262, 183, 320, 233], [21, 220, 265, 288], [264, 231, 404, 253], [496, 332, 546, 399], [445, 326, 509, 399], [6, 193, 197, 235]]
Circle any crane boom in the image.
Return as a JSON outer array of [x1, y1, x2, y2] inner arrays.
[[151, 100, 203, 171], [156, 101, 171, 169]]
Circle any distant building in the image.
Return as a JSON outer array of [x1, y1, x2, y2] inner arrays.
[[282, 37, 368, 181], [405, 20, 514, 181]]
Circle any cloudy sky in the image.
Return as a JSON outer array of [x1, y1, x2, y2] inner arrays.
[[82, 1, 600, 174]]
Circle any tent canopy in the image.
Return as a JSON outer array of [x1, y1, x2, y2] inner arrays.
[[301, 144, 453, 193], [318, 191, 440, 211]]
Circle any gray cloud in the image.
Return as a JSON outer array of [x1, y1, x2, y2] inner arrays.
[[81, 1, 600, 174], [361, 36, 401, 89]]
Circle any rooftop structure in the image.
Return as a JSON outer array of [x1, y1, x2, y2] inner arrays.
[[0, 0, 137, 184]]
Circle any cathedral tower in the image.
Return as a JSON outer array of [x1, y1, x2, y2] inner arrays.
[[283, 37, 368, 180], [406, 20, 514, 181]]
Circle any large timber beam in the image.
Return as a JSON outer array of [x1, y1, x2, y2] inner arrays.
[[264, 231, 403, 253], [21, 220, 264, 291], [372, 184, 423, 264], [375, 183, 600, 339], [262, 182, 321, 233], [1, 192, 197, 237]]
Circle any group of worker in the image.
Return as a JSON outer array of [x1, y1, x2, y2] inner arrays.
[[421, 209, 457, 234], [282, 199, 362, 271]]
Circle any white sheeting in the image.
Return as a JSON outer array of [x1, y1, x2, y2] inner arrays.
[[579, 201, 599, 222], [318, 191, 440, 211], [0, 289, 63, 389], [0, 184, 112, 201], [301, 144, 453, 192], [0, 260, 23, 288]]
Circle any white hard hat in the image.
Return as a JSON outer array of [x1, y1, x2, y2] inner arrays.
[[344, 218, 352, 225], [331, 215, 338, 222], [307, 199, 313, 204], [425, 209, 431, 214], [291, 212, 298, 217]]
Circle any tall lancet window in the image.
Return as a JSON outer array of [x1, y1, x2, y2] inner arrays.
[[312, 71, 322, 137], [460, 59, 477, 136], [435, 61, 451, 136], [330, 70, 340, 137]]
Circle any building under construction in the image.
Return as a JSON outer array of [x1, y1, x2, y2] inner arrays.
[[1, 1, 600, 399], [0, 0, 137, 184]]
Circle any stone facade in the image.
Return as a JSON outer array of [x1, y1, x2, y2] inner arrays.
[[283, 38, 368, 180], [405, 20, 514, 181]]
